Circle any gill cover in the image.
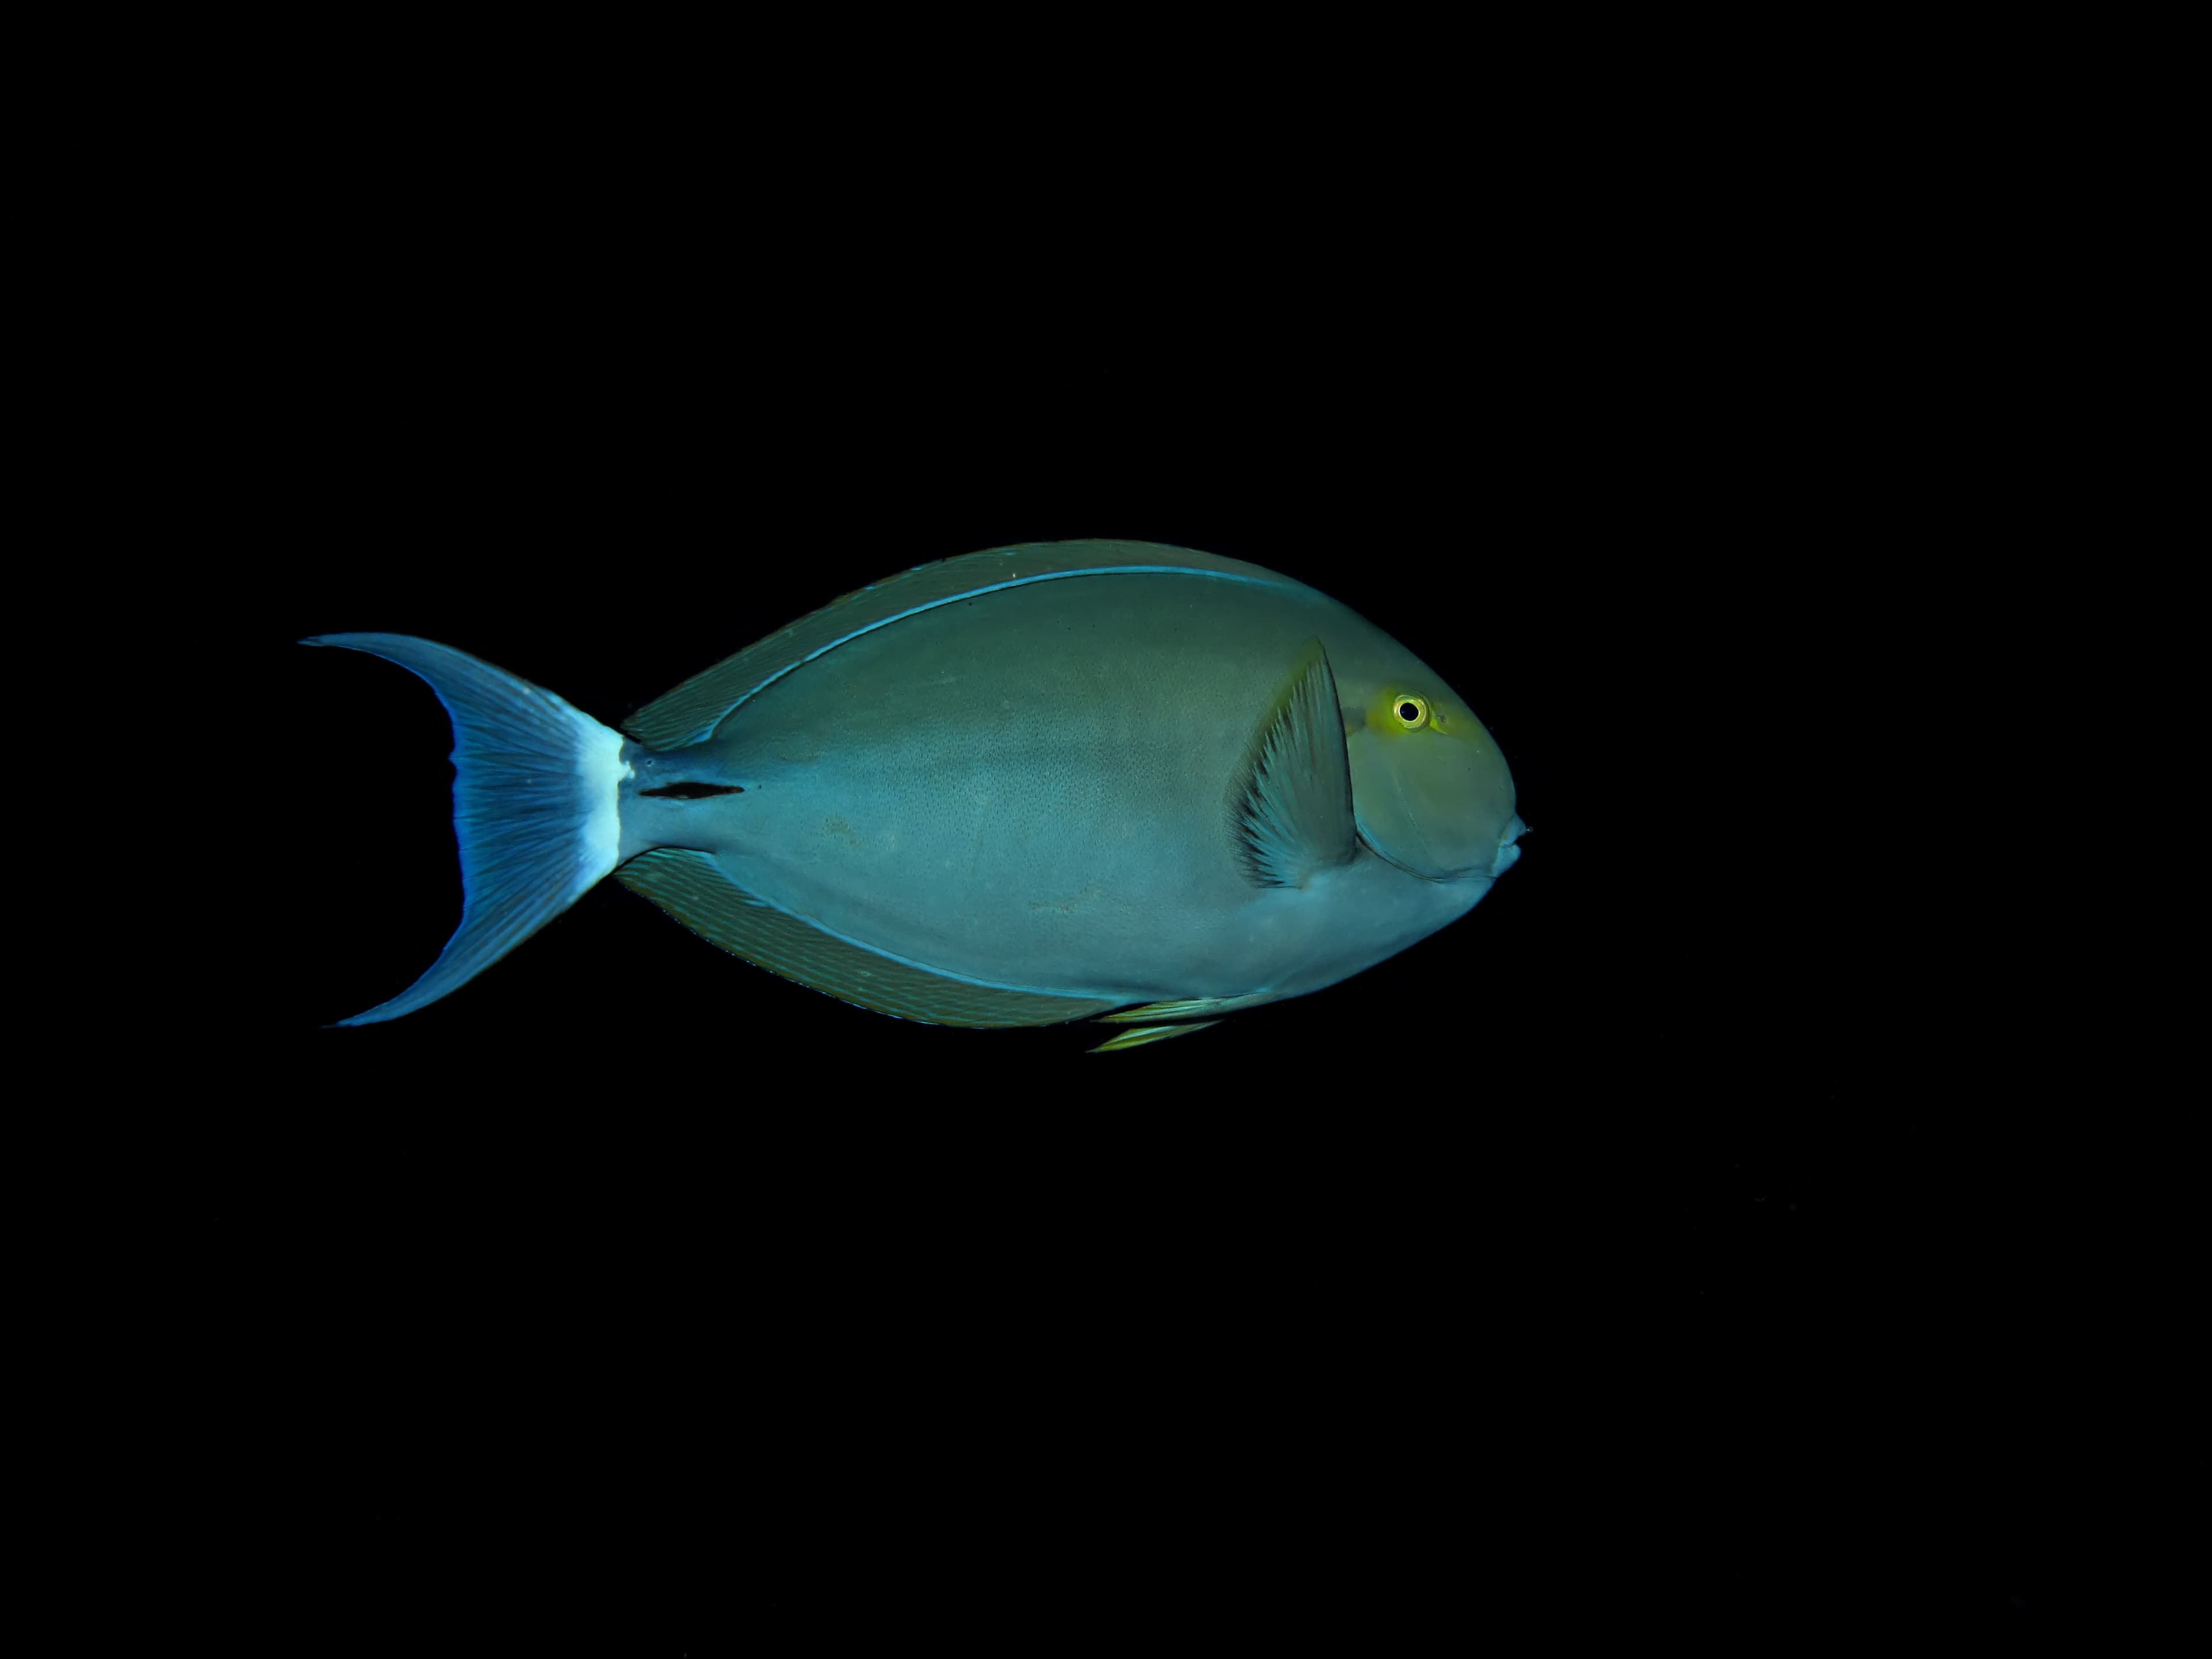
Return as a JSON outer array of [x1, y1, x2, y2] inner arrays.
[[1344, 679, 1520, 881]]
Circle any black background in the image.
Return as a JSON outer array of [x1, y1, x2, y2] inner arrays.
[[118, 63, 2186, 1647]]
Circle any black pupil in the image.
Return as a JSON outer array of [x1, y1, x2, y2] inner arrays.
[[1399, 702, 1419, 721]]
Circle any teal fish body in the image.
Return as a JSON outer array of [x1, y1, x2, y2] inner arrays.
[[309, 541, 1524, 1044]]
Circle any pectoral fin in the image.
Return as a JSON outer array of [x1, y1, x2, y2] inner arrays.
[[1228, 639, 1358, 888]]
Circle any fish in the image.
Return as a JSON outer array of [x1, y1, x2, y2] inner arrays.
[[306, 539, 1525, 1049]]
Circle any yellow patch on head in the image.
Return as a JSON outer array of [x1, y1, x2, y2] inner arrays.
[[1368, 687, 1438, 738], [1363, 686, 1480, 748]]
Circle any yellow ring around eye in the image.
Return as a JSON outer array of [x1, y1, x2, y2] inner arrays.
[[1391, 694, 1430, 730]]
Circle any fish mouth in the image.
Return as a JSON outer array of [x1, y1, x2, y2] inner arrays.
[[1490, 813, 1527, 878]]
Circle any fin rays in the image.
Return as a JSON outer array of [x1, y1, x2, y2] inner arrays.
[[1228, 639, 1358, 888], [303, 634, 629, 1026]]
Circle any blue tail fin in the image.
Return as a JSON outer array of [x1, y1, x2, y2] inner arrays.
[[304, 633, 632, 1025]]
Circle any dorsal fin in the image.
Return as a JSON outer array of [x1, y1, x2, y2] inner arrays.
[[623, 540, 1297, 751], [1228, 639, 1358, 888], [614, 848, 1124, 1027]]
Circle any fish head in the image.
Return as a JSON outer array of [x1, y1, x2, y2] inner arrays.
[[1339, 654, 1522, 884]]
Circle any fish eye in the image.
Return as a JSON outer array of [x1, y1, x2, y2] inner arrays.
[[1391, 695, 1430, 730]]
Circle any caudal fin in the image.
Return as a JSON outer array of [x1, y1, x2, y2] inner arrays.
[[304, 633, 631, 1025]]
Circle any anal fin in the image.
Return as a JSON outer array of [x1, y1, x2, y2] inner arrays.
[[615, 849, 1123, 1028]]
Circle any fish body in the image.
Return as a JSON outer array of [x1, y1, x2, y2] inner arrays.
[[310, 541, 1525, 1043]]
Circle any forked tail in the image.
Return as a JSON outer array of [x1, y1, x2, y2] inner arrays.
[[304, 633, 631, 1025]]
